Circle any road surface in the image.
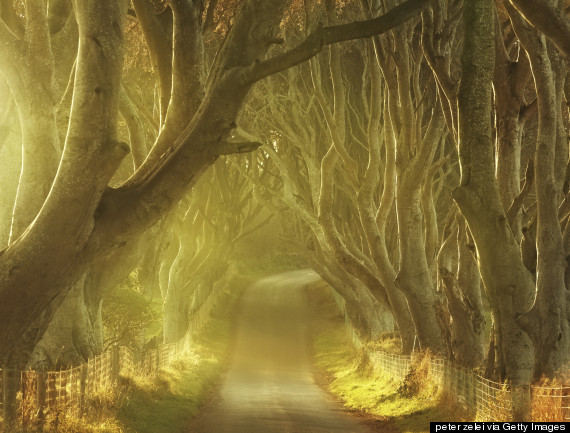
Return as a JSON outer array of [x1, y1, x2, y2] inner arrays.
[[187, 269, 372, 433]]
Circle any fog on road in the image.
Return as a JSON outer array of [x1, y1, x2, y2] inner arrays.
[[187, 269, 372, 433]]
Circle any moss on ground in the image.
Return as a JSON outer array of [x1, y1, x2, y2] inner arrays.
[[306, 281, 467, 433]]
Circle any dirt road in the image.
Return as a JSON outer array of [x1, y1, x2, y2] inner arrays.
[[187, 269, 372, 433]]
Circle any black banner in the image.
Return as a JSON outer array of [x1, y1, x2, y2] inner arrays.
[[431, 423, 570, 433]]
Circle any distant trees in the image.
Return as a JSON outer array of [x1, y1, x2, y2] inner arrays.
[[157, 160, 272, 344], [102, 270, 162, 351]]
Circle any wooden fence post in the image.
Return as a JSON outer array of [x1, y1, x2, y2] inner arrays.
[[111, 346, 120, 385], [472, 372, 478, 409], [37, 371, 47, 424], [79, 364, 87, 416], [46, 372, 56, 411]]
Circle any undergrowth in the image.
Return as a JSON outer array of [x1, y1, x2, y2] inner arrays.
[[306, 282, 469, 433], [530, 377, 568, 422], [116, 273, 249, 433]]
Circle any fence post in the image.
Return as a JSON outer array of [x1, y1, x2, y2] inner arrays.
[[470, 371, 476, 409], [443, 360, 450, 395], [562, 386, 570, 421], [450, 364, 457, 400], [3, 369, 20, 429], [37, 371, 47, 424], [111, 345, 120, 385], [47, 372, 56, 411], [79, 364, 87, 417]]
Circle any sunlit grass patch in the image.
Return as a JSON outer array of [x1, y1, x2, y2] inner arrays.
[[116, 281, 245, 433], [368, 335, 403, 355], [10, 385, 125, 433], [117, 352, 221, 433], [307, 282, 467, 433]]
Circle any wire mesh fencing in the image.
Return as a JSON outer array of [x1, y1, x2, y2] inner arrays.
[[329, 287, 569, 422], [0, 281, 224, 432], [531, 384, 570, 421]]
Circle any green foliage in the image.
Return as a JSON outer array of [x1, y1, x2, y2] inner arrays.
[[102, 269, 162, 351], [234, 251, 308, 277]]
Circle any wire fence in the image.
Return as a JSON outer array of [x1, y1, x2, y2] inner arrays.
[[0, 280, 224, 432], [329, 287, 570, 422]]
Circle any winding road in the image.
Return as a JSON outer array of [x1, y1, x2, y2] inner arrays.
[[187, 269, 372, 433]]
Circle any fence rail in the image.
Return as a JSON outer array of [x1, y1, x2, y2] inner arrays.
[[0, 279, 224, 432], [329, 287, 570, 422]]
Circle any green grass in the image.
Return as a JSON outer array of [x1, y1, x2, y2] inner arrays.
[[116, 274, 250, 433], [306, 282, 467, 433]]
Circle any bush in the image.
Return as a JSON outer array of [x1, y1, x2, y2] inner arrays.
[[102, 269, 162, 351]]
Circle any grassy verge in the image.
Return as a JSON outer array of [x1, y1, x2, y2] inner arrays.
[[116, 273, 250, 433], [306, 281, 468, 433]]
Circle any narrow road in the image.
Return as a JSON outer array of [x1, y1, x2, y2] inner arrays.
[[187, 269, 372, 433]]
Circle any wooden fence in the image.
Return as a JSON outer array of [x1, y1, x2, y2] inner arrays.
[[0, 279, 224, 432]]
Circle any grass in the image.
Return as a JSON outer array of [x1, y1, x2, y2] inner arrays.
[[116, 274, 249, 433], [305, 281, 468, 433]]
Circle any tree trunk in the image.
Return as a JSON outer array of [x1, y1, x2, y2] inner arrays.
[[438, 218, 485, 367], [514, 20, 570, 377], [396, 185, 445, 353], [453, 0, 535, 386], [28, 276, 97, 370], [311, 251, 393, 340], [9, 90, 60, 241], [394, 103, 447, 354], [496, 113, 523, 239]]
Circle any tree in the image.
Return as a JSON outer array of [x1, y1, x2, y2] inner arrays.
[[160, 160, 273, 343]]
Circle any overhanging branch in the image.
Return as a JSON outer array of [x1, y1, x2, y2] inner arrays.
[[508, 0, 570, 59], [242, 0, 430, 84], [218, 141, 263, 155]]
